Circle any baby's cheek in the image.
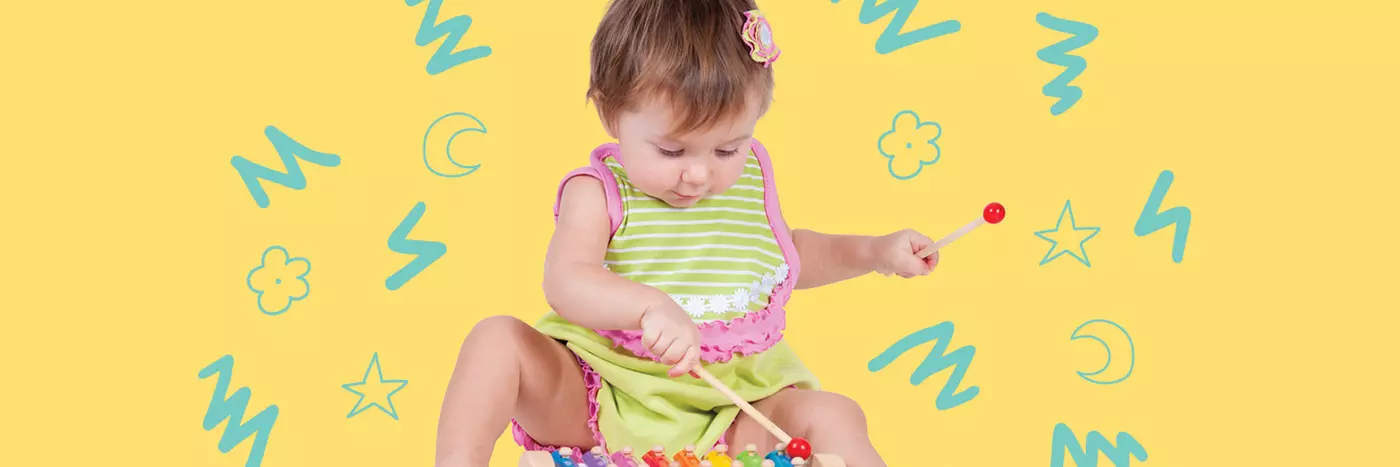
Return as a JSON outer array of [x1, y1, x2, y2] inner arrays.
[[633, 173, 672, 193]]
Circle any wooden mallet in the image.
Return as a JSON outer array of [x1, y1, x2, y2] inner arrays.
[[916, 202, 1006, 259], [690, 366, 845, 467]]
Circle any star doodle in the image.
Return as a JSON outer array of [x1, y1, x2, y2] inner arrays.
[[342, 352, 409, 420], [1034, 200, 1100, 267]]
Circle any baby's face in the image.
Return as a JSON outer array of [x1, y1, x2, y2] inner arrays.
[[607, 94, 763, 208]]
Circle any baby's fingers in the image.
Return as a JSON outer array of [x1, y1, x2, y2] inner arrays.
[[649, 333, 678, 360], [660, 336, 691, 365], [669, 346, 700, 377], [641, 325, 662, 350]]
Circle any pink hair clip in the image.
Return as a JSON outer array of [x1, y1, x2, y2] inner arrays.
[[740, 10, 780, 67]]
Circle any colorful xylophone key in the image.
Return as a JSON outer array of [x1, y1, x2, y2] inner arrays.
[[673, 445, 702, 467], [551, 447, 580, 467], [610, 446, 641, 467], [764, 443, 792, 467], [642, 445, 672, 467], [704, 443, 733, 467], [580, 446, 610, 467]]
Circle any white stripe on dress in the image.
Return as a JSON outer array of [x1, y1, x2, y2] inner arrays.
[[613, 231, 777, 243], [618, 269, 767, 278], [608, 244, 786, 260], [625, 219, 771, 228], [604, 256, 779, 267], [628, 207, 766, 215]]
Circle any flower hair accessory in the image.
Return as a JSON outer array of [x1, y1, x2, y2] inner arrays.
[[740, 9, 780, 67]]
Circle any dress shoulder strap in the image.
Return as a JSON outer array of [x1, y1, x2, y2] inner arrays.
[[748, 138, 801, 290], [552, 143, 625, 235]]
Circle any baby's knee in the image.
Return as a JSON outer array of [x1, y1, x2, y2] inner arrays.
[[805, 391, 868, 424], [461, 315, 535, 353]]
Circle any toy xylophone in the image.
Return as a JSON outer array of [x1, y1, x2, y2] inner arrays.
[[519, 367, 845, 467], [518, 442, 845, 466]]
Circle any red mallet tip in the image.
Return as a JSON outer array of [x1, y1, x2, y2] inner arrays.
[[785, 437, 812, 460], [983, 202, 1006, 224]]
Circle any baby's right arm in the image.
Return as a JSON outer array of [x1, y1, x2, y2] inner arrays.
[[542, 176, 671, 331]]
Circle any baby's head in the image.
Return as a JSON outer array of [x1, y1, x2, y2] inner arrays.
[[589, 0, 778, 207]]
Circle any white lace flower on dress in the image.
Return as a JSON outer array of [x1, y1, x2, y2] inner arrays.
[[655, 262, 790, 318], [707, 296, 730, 315], [731, 288, 751, 310]]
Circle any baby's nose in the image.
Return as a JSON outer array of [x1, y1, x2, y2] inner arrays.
[[681, 166, 708, 184]]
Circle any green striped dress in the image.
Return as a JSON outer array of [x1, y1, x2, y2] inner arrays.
[[513, 140, 821, 457]]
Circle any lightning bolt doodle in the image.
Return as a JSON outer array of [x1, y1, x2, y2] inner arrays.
[[406, 0, 492, 75], [198, 355, 279, 467], [868, 321, 979, 410], [1051, 423, 1148, 467], [1134, 170, 1191, 263], [1035, 12, 1099, 115], [833, 0, 961, 54], [386, 201, 447, 290], [231, 126, 341, 208]]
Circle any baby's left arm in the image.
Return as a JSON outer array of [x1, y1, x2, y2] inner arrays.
[[790, 228, 940, 289]]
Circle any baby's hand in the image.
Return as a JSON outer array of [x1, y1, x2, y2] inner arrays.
[[640, 299, 703, 377], [871, 228, 940, 278]]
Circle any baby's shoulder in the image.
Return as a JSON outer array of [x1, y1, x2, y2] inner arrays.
[[551, 145, 624, 232]]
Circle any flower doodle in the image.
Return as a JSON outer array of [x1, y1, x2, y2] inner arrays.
[[246, 245, 311, 316], [878, 110, 944, 180]]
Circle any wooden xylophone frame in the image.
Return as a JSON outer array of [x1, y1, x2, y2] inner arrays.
[[517, 450, 846, 467]]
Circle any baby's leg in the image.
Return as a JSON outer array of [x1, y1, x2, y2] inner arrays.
[[724, 388, 885, 467], [435, 316, 596, 467]]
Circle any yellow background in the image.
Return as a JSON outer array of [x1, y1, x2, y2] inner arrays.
[[3, 0, 1397, 465]]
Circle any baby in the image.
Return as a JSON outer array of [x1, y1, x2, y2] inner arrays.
[[434, 1, 941, 466]]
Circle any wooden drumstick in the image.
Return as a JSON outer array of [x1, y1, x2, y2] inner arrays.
[[916, 202, 1006, 259], [690, 366, 792, 444]]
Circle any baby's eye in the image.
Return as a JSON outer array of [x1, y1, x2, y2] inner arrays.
[[657, 147, 685, 157], [715, 148, 739, 157]]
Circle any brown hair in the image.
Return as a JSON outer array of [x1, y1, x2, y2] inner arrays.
[[588, 0, 774, 136]]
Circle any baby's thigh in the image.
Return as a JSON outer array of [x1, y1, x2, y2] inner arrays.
[[463, 316, 595, 447], [724, 388, 868, 448]]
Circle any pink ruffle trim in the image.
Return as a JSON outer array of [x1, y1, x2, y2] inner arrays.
[[594, 289, 791, 364], [511, 353, 608, 455]]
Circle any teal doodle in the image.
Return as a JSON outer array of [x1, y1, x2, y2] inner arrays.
[[1134, 170, 1191, 263], [835, 0, 961, 54], [199, 355, 279, 467], [422, 112, 485, 178], [877, 109, 943, 180], [1071, 319, 1135, 385], [407, 0, 492, 75], [246, 245, 311, 316], [343, 352, 410, 420], [868, 321, 979, 410], [386, 201, 447, 290], [231, 126, 341, 208], [1036, 13, 1099, 115], [1051, 423, 1147, 467], [1035, 200, 1101, 267]]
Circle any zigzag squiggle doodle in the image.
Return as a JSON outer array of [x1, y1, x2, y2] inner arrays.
[[406, 0, 492, 75], [386, 201, 447, 290], [1051, 423, 1148, 467], [1035, 12, 1099, 115], [833, 0, 961, 54], [868, 321, 979, 410], [231, 126, 341, 208], [198, 355, 279, 467], [1134, 170, 1191, 263]]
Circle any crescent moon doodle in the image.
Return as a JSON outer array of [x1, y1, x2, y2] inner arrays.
[[422, 112, 485, 178], [1070, 319, 1134, 385]]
